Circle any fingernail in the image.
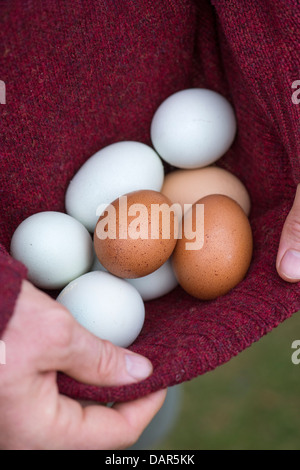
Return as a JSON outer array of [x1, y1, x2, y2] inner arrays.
[[280, 250, 300, 280], [125, 354, 153, 380]]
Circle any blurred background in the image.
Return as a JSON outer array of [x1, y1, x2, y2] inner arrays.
[[132, 309, 300, 450]]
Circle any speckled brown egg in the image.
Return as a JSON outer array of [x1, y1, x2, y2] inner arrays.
[[94, 190, 178, 278], [172, 194, 253, 300]]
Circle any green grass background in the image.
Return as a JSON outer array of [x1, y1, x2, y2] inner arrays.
[[155, 309, 300, 450]]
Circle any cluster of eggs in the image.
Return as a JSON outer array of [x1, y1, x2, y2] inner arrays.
[[10, 88, 253, 348]]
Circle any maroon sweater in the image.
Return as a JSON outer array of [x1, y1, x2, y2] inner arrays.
[[1, 0, 300, 403]]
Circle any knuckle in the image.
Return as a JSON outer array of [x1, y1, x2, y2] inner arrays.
[[114, 418, 142, 449], [96, 340, 120, 382], [123, 427, 141, 448], [42, 307, 74, 351], [285, 209, 300, 242]]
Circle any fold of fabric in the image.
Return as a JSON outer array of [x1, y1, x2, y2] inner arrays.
[[1, 0, 299, 402]]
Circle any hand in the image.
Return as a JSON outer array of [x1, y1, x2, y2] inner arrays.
[[0, 280, 166, 450], [277, 184, 300, 282]]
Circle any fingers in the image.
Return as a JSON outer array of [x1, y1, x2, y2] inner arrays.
[[9, 280, 153, 387], [112, 388, 168, 448], [4, 279, 165, 451], [53, 388, 167, 450], [276, 184, 300, 282]]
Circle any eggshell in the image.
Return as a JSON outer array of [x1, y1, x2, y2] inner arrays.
[[91, 253, 107, 272], [125, 259, 178, 301], [57, 271, 145, 348], [94, 190, 178, 279], [65, 141, 164, 232], [161, 166, 251, 218], [10, 212, 94, 289], [172, 195, 253, 300], [91, 252, 178, 301], [151, 88, 237, 169]]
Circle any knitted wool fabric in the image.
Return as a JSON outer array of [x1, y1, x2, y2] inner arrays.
[[1, 0, 300, 403]]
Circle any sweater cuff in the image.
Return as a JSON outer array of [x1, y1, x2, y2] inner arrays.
[[0, 249, 28, 338]]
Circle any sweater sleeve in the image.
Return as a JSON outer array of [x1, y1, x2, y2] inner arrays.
[[0, 247, 27, 338]]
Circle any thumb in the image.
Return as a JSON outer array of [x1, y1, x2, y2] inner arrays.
[[276, 184, 300, 282], [41, 310, 154, 387]]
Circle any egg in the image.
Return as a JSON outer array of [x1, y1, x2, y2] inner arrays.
[[10, 212, 94, 289], [91, 251, 177, 301], [94, 190, 178, 279], [161, 166, 251, 218], [91, 253, 107, 273], [172, 195, 253, 300], [57, 271, 145, 348], [151, 88, 237, 169], [125, 259, 178, 301], [65, 141, 164, 233]]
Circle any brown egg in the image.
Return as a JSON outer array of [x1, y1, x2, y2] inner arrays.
[[161, 166, 251, 218], [94, 190, 178, 279], [172, 194, 253, 300]]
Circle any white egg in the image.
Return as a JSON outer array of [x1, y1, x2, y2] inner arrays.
[[151, 88, 237, 169], [65, 141, 164, 232], [10, 212, 93, 289], [91, 254, 107, 272], [56, 271, 145, 348], [91, 255, 177, 301], [126, 259, 178, 301]]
